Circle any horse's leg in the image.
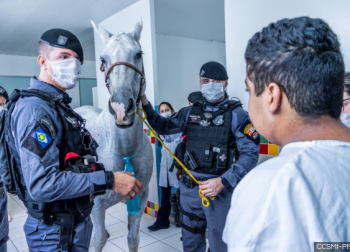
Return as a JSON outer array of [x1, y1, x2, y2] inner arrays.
[[127, 187, 149, 252], [92, 196, 109, 252]]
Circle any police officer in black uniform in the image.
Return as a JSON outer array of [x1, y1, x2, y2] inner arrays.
[[5, 29, 142, 252], [141, 61, 260, 252]]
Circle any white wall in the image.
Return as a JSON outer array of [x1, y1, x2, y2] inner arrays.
[[225, 0, 350, 110], [0, 55, 39, 77], [94, 0, 158, 109], [156, 35, 226, 111], [0, 54, 96, 79], [0, 54, 96, 109]]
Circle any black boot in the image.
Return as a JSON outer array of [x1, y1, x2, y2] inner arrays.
[[148, 223, 169, 231]]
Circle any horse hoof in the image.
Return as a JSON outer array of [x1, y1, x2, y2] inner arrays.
[[105, 230, 110, 238]]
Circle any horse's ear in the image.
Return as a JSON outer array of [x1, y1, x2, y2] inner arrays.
[[132, 18, 143, 42], [91, 20, 112, 44]]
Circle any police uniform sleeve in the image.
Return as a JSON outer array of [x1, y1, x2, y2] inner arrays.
[[14, 105, 108, 202], [220, 108, 260, 188], [143, 102, 190, 135]]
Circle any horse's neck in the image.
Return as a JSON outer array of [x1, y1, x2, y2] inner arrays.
[[101, 107, 144, 158]]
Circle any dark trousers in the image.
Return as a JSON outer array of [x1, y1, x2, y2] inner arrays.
[[0, 243, 6, 252], [0, 188, 9, 251], [24, 214, 93, 252], [155, 185, 172, 228], [179, 181, 233, 252]]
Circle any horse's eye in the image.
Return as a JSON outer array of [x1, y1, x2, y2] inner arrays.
[[100, 57, 105, 63], [136, 51, 143, 59]]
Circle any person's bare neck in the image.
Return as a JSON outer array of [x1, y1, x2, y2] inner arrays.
[[274, 115, 350, 147], [38, 70, 66, 92]]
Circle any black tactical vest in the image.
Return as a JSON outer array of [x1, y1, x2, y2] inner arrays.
[[0, 89, 101, 223], [185, 100, 242, 175]]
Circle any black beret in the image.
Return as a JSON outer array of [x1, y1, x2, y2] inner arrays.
[[0, 86, 9, 102], [40, 28, 84, 64], [199, 61, 228, 80], [188, 91, 203, 103]]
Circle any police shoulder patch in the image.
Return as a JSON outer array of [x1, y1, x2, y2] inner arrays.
[[22, 122, 54, 158], [31, 126, 52, 148], [239, 119, 260, 144]]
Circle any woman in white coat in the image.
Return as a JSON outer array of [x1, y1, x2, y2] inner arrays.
[[148, 102, 183, 231]]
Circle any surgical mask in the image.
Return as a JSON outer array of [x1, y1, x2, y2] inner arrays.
[[201, 82, 225, 102], [161, 111, 172, 118], [46, 58, 82, 90], [340, 112, 350, 128]]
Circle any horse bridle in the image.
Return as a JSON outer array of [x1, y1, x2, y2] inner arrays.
[[100, 60, 145, 105]]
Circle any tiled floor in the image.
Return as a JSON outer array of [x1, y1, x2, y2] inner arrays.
[[6, 194, 190, 252]]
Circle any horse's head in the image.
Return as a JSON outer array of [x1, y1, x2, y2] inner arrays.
[[91, 19, 145, 128]]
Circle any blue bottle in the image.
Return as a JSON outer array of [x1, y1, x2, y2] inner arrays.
[[123, 156, 141, 215]]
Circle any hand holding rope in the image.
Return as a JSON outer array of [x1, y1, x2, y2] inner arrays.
[[136, 107, 215, 207]]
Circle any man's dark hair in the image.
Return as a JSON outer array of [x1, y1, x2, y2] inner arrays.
[[344, 72, 350, 95], [245, 16, 344, 119]]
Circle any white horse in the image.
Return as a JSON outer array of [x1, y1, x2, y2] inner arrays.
[[75, 19, 153, 252]]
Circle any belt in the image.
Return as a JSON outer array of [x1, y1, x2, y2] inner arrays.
[[182, 222, 206, 234], [181, 174, 211, 189], [40, 212, 87, 226]]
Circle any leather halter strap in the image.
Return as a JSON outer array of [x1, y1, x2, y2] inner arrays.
[[100, 61, 145, 105]]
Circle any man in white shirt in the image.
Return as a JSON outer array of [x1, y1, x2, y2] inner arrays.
[[223, 16, 350, 252]]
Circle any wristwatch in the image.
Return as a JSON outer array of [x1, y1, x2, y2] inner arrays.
[[220, 177, 230, 187]]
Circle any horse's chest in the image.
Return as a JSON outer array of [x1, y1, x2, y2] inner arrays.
[[99, 154, 124, 172], [97, 151, 144, 172]]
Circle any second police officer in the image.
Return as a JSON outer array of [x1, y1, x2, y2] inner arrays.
[[141, 61, 260, 252], [7, 29, 142, 251]]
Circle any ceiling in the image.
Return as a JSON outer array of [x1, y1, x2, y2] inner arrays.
[[0, 0, 139, 61], [0, 0, 225, 61]]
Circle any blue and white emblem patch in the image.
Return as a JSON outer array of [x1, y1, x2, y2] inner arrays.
[[31, 127, 52, 148], [57, 35, 68, 45]]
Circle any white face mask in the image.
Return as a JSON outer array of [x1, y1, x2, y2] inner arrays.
[[161, 111, 172, 118], [46, 58, 82, 90], [340, 112, 350, 128], [201, 82, 225, 102]]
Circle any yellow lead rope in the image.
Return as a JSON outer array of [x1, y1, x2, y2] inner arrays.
[[137, 107, 215, 207]]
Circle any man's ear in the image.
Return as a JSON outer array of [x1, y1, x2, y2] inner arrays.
[[225, 80, 228, 88], [267, 82, 282, 113], [37, 55, 47, 69]]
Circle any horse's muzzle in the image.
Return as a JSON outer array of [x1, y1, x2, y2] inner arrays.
[[108, 101, 136, 128]]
